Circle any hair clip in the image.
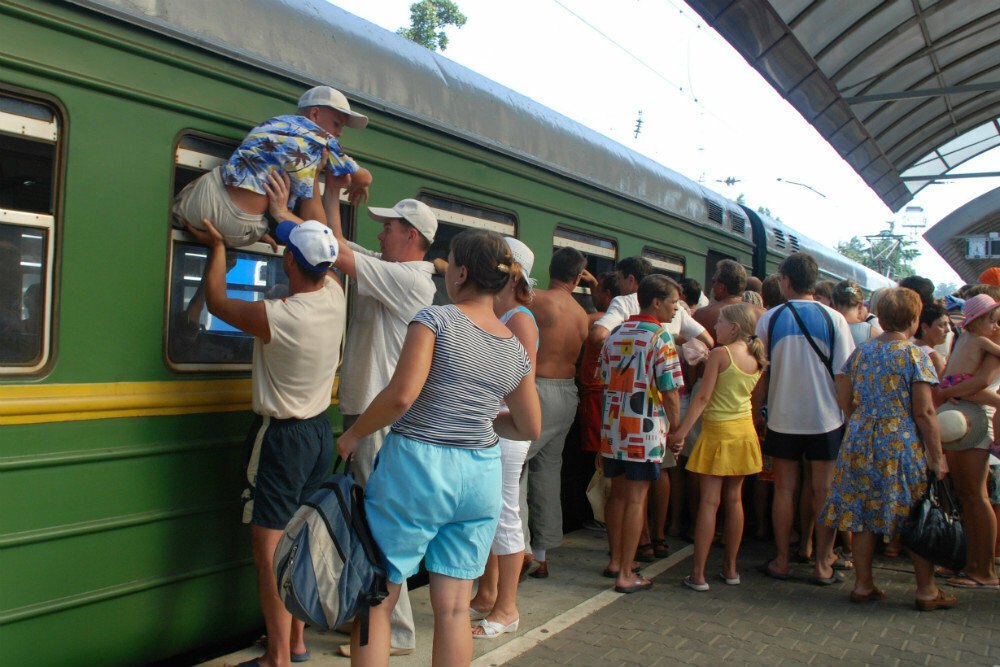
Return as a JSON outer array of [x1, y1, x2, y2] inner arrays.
[[497, 263, 510, 273]]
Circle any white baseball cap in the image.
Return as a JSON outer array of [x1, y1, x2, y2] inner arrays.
[[297, 86, 368, 129], [276, 220, 339, 273], [367, 199, 438, 244]]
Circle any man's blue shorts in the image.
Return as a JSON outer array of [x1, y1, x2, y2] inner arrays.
[[241, 413, 334, 530], [365, 431, 502, 583]]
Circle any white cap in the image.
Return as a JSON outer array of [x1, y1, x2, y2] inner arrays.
[[504, 237, 536, 286], [276, 220, 339, 273], [367, 199, 438, 244], [297, 86, 368, 129]]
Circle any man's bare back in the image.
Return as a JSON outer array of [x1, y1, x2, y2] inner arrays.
[[531, 287, 589, 379]]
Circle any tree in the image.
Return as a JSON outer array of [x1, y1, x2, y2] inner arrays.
[[934, 281, 959, 298], [837, 226, 920, 280], [397, 0, 467, 51]]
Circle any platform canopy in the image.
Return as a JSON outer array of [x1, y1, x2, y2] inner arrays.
[[687, 0, 1000, 213], [923, 185, 1000, 284]]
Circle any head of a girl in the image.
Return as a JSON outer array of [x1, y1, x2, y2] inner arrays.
[[961, 294, 1000, 338], [447, 229, 513, 299], [831, 280, 863, 317], [502, 237, 535, 306], [918, 302, 949, 346], [877, 288, 923, 337], [719, 303, 768, 370]]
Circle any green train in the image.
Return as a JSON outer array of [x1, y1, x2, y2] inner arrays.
[[0, 1, 894, 664]]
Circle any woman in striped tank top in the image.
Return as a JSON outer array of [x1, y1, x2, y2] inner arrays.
[[337, 229, 541, 666]]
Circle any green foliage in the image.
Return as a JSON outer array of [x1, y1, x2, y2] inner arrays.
[[837, 229, 920, 280], [397, 0, 467, 51], [934, 281, 960, 298]]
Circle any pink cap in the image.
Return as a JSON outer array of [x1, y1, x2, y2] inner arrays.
[[960, 293, 1000, 328]]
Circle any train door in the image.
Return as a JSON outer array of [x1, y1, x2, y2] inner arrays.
[[704, 249, 736, 296], [416, 192, 518, 305], [552, 226, 617, 313]]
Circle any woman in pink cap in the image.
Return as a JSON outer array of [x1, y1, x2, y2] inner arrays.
[[934, 293, 1000, 588]]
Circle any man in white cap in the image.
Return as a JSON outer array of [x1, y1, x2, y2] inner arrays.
[[266, 171, 436, 655], [184, 216, 346, 667], [173, 85, 372, 247]]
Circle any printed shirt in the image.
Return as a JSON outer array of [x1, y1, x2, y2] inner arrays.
[[221, 114, 358, 207], [599, 315, 684, 462]]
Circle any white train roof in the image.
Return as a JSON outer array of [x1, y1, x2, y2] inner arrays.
[[67, 0, 751, 240]]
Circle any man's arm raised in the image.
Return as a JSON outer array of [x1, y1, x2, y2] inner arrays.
[[185, 219, 270, 342]]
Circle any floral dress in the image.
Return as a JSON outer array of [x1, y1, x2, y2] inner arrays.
[[820, 339, 938, 540]]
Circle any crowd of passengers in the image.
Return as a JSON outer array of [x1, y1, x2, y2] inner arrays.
[[173, 85, 1000, 667]]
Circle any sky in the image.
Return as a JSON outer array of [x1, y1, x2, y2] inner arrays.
[[327, 0, 1000, 288]]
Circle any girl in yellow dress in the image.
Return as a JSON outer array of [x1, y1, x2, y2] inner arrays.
[[668, 303, 765, 591]]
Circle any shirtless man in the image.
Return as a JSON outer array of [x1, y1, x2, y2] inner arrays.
[[520, 247, 591, 577], [694, 259, 763, 335]]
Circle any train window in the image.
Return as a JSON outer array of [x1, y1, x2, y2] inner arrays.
[[416, 192, 518, 304], [0, 93, 59, 374], [553, 226, 617, 311], [641, 248, 685, 280]]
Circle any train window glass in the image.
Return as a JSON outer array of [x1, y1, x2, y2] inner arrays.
[[417, 193, 517, 305], [553, 226, 617, 311], [704, 250, 737, 293], [0, 92, 58, 374], [641, 248, 685, 280], [165, 230, 285, 370]]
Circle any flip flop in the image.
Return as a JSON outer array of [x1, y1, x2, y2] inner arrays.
[[652, 539, 669, 558], [719, 572, 741, 585], [831, 554, 854, 570], [602, 565, 642, 578], [635, 544, 655, 563], [755, 561, 790, 580], [472, 617, 519, 638], [849, 587, 886, 603], [683, 575, 709, 592], [614, 577, 653, 594], [946, 576, 1000, 589], [291, 650, 311, 663], [810, 571, 846, 586]]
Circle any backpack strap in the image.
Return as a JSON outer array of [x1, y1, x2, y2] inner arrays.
[[785, 302, 835, 379]]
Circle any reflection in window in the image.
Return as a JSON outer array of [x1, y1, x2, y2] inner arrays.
[[642, 248, 685, 280], [0, 225, 47, 365], [166, 236, 286, 368]]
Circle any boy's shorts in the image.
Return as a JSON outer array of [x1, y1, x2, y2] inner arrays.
[[173, 166, 268, 247], [602, 456, 661, 481], [365, 432, 502, 583], [241, 412, 334, 530], [763, 426, 844, 462]]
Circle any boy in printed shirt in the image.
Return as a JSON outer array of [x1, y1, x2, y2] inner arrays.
[[173, 86, 373, 248], [599, 274, 684, 594]]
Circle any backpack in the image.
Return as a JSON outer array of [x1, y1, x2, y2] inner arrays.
[[273, 460, 388, 645]]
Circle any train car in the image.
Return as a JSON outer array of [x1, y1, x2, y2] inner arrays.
[[0, 1, 888, 664]]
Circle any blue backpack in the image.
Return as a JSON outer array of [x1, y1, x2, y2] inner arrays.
[[273, 461, 388, 645]]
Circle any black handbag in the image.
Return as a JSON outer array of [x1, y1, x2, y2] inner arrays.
[[899, 475, 967, 572]]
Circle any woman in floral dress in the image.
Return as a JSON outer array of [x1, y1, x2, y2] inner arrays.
[[819, 288, 953, 611]]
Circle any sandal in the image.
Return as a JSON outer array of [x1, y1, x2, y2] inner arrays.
[[652, 539, 669, 558], [472, 617, 519, 638], [635, 543, 655, 563]]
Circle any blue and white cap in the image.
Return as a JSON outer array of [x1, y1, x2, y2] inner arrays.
[[276, 220, 338, 273]]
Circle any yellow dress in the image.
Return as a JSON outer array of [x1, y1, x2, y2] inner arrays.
[[686, 347, 763, 476]]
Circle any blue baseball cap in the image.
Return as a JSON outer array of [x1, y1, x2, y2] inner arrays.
[[276, 220, 338, 273]]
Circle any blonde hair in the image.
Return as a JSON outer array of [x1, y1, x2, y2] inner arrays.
[[720, 303, 768, 371], [867, 288, 889, 317]]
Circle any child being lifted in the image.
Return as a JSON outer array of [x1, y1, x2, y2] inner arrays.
[[173, 86, 373, 248]]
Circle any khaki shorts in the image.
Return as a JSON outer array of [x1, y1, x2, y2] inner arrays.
[[173, 167, 267, 247]]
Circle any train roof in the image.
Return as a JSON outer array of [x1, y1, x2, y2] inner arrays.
[[66, 0, 752, 242], [756, 212, 895, 292]]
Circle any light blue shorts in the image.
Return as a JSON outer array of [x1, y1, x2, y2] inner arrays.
[[365, 431, 502, 583]]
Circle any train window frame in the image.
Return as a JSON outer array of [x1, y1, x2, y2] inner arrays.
[[0, 90, 61, 376], [163, 131, 357, 373], [552, 226, 617, 311], [641, 247, 685, 280], [416, 191, 518, 305]]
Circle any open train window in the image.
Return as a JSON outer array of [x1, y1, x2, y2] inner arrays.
[[553, 226, 617, 311], [416, 192, 517, 305], [0, 93, 59, 374], [642, 248, 685, 281], [165, 133, 355, 372]]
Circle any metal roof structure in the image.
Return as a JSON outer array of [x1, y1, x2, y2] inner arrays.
[[687, 0, 1000, 213], [924, 185, 1000, 283]]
